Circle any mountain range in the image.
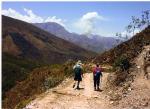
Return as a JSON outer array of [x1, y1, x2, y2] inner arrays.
[[34, 22, 118, 53], [2, 15, 95, 64]]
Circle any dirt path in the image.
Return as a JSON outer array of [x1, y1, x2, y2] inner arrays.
[[24, 72, 111, 109], [23, 46, 150, 109]]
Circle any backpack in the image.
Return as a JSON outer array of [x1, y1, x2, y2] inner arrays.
[[74, 65, 82, 75], [94, 67, 102, 77]]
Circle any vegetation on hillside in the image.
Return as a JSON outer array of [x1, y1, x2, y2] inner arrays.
[[2, 53, 43, 99], [113, 55, 130, 71], [3, 60, 78, 109]]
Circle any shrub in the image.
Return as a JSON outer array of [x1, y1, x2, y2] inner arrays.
[[44, 76, 64, 90], [107, 55, 131, 87], [15, 98, 32, 109], [113, 55, 130, 71]]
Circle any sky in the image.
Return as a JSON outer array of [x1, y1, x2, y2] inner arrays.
[[2, 2, 150, 37]]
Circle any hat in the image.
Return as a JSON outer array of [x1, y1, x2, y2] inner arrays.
[[77, 60, 82, 65]]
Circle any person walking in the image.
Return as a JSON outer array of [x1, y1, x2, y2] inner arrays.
[[93, 63, 103, 91], [73, 60, 83, 89]]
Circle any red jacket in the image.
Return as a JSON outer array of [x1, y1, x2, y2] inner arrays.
[[93, 67, 102, 75]]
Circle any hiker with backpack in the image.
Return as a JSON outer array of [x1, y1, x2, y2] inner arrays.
[[73, 60, 83, 89], [93, 63, 103, 91]]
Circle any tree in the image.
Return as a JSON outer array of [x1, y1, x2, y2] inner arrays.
[[142, 10, 150, 26], [114, 10, 150, 47], [126, 23, 132, 33], [131, 16, 142, 35], [141, 14, 147, 27]]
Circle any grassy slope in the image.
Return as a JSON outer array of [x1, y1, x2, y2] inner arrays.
[[2, 53, 44, 99], [3, 61, 76, 109]]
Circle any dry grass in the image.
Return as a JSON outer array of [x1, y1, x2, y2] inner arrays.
[[3, 61, 75, 109]]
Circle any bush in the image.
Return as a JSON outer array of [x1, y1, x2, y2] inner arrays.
[[113, 55, 130, 71], [15, 98, 32, 109], [44, 76, 64, 90], [108, 55, 131, 87]]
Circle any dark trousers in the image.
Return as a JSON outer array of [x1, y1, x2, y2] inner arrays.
[[77, 81, 80, 88], [94, 75, 100, 88]]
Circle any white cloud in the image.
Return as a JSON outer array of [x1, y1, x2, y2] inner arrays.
[[121, 28, 140, 38], [23, 8, 44, 23], [45, 16, 66, 27], [2, 8, 65, 26], [74, 12, 106, 35], [82, 12, 105, 21]]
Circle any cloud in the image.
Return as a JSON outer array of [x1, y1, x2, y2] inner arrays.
[[74, 12, 106, 35], [23, 8, 44, 23], [2, 8, 66, 26], [121, 28, 140, 37], [2, 8, 44, 23], [45, 16, 66, 27], [82, 12, 105, 21], [118, 28, 140, 40]]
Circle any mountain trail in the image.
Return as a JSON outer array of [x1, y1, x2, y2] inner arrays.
[[24, 71, 111, 109], [24, 45, 150, 109]]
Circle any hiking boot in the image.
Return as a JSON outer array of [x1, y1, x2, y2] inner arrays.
[[73, 83, 75, 88], [94, 87, 96, 91], [76, 86, 80, 90], [97, 87, 100, 91]]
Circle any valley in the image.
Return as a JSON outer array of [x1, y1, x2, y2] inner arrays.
[[2, 13, 150, 109]]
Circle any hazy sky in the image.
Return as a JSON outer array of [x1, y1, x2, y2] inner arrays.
[[2, 2, 150, 37]]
